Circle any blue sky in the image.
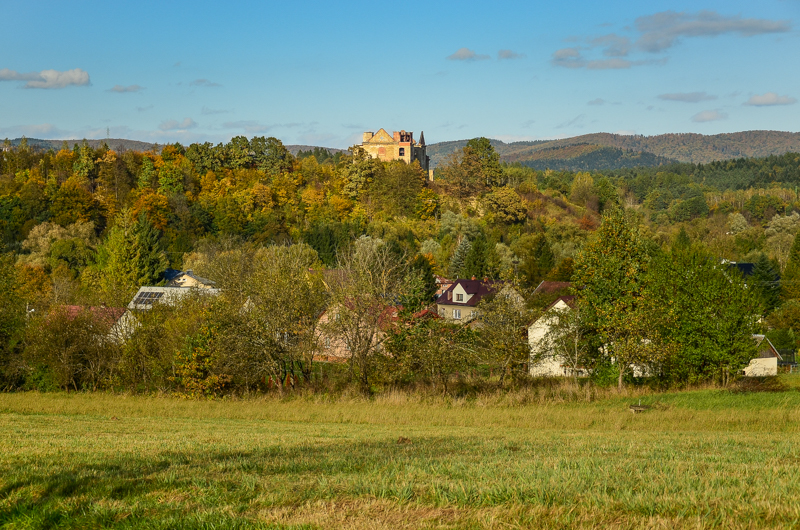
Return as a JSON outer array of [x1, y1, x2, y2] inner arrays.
[[1, 0, 798, 148]]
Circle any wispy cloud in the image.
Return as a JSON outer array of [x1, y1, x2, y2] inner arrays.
[[201, 106, 231, 115], [0, 68, 90, 89], [109, 84, 144, 93], [743, 92, 797, 106], [552, 10, 789, 72], [498, 49, 526, 60], [222, 120, 273, 134], [190, 78, 222, 87], [0, 123, 70, 138], [551, 49, 662, 70], [658, 91, 717, 103], [590, 34, 631, 57], [691, 110, 727, 122], [159, 118, 198, 131], [635, 11, 790, 53], [447, 48, 490, 61], [587, 98, 606, 106], [136, 105, 154, 112], [556, 114, 587, 129]]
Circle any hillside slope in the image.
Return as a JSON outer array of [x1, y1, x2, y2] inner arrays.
[[427, 130, 800, 169]]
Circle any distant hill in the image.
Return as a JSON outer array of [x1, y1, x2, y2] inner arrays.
[[427, 130, 800, 170], [8, 137, 159, 152], [7, 138, 347, 157], [284, 145, 347, 156]]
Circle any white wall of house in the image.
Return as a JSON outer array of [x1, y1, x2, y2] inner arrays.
[[743, 357, 778, 376], [528, 299, 570, 377]]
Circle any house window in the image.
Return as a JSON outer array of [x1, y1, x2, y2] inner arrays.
[[399, 147, 405, 156], [470, 310, 475, 319], [453, 309, 461, 319], [456, 293, 464, 302], [439, 308, 445, 317]]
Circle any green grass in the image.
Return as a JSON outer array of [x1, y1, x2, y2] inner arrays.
[[2, 377, 800, 529]]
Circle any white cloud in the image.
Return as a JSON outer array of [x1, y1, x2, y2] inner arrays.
[[635, 10, 791, 52], [498, 49, 525, 60], [446, 48, 490, 61], [658, 91, 717, 103], [588, 98, 606, 106], [190, 78, 222, 87], [110, 84, 144, 93], [691, 110, 728, 122], [0, 68, 90, 89], [743, 92, 797, 106], [159, 118, 198, 131]]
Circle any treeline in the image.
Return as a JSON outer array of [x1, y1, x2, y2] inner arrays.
[[2, 135, 800, 394], [0, 217, 767, 395]]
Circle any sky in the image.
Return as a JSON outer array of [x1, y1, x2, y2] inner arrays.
[[1, 0, 798, 149]]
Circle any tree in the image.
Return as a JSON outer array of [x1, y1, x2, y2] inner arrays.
[[0, 256, 26, 388], [449, 237, 471, 279], [782, 231, 800, 300], [751, 253, 780, 314], [463, 137, 504, 188], [324, 237, 408, 391], [209, 243, 327, 388], [483, 187, 527, 224], [102, 212, 168, 300], [475, 285, 532, 383], [462, 236, 493, 280], [646, 246, 759, 384], [573, 208, 655, 388], [514, 234, 554, 288], [386, 316, 476, 394]]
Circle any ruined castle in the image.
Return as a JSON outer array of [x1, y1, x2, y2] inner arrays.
[[361, 128, 432, 179]]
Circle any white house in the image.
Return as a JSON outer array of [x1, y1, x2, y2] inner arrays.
[[110, 286, 221, 342], [528, 295, 587, 377], [743, 335, 782, 376]]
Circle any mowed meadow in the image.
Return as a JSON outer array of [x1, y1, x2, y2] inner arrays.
[[2, 378, 800, 530]]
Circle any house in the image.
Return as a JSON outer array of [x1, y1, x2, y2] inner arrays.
[[111, 285, 222, 341], [361, 128, 432, 179], [163, 269, 216, 289], [436, 277, 497, 322], [533, 281, 572, 296], [314, 304, 403, 362], [743, 335, 783, 376], [527, 296, 587, 377], [434, 275, 454, 297]]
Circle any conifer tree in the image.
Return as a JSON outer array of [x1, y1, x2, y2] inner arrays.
[[449, 237, 471, 279], [782, 231, 800, 300], [462, 236, 491, 279], [752, 253, 781, 314]]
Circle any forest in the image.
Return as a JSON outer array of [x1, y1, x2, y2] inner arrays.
[[1, 134, 800, 395]]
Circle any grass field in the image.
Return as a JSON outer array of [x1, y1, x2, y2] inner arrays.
[[2, 378, 800, 529]]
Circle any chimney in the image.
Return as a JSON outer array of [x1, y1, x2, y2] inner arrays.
[[393, 131, 401, 141], [362, 132, 374, 142]]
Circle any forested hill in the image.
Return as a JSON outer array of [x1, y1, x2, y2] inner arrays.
[[427, 130, 800, 168], [6, 138, 346, 158], [8, 138, 159, 152]]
